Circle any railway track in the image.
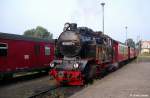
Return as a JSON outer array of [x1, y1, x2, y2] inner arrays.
[[28, 84, 85, 98], [0, 72, 48, 86], [0, 74, 84, 98], [28, 85, 59, 98]]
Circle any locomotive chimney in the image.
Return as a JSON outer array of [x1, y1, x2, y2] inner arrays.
[[70, 23, 77, 31]]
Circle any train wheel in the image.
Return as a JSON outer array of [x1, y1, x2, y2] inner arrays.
[[84, 65, 96, 84], [113, 62, 119, 71], [107, 62, 119, 72], [2, 73, 13, 80]]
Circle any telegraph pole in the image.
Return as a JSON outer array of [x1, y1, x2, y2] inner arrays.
[[125, 26, 128, 44], [101, 2, 105, 34]]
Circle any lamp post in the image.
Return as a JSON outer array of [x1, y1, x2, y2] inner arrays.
[[125, 26, 128, 44], [101, 2, 105, 34]]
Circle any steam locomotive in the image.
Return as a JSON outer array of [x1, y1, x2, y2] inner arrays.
[[49, 23, 137, 85]]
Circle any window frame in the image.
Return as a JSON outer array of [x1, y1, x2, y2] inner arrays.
[[0, 42, 8, 56], [45, 46, 50, 56]]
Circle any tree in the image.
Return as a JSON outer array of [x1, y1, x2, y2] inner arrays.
[[136, 40, 142, 54], [24, 29, 35, 37], [23, 26, 53, 39], [125, 38, 135, 48]]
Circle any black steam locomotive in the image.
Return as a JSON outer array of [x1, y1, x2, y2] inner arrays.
[[49, 23, 114, 85]]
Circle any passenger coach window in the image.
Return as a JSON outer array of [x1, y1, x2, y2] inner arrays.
[[0, 43, 8, 56], [45, 46, 50, 56]]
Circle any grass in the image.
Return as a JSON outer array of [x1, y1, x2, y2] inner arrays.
[[136, 55, 150, 63]]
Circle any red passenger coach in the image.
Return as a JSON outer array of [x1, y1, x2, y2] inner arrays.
[[129, 47, 135, 59], [0, 32, 54, 79], [117, 43, 128, 62], [111, 41, 129, 64]]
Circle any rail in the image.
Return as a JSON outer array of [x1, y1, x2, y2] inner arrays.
[[28, 85, 60, 98]]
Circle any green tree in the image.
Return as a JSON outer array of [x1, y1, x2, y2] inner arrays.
[[23, 26, 53, 39], [125, 38, 135, 48], [24, 29, 35, 37], [136, 40, 142, 53]]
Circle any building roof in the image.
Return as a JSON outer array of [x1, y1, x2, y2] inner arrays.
[[141, 41, 150, 49], [142, 41, 150, 44]]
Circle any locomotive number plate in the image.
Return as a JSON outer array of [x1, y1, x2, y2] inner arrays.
[[62, 42, 75, 45]]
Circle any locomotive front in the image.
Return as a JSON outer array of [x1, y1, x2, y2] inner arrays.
[[49, 23, 85, 85]]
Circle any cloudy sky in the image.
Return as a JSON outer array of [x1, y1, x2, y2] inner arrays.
[[0, 0, 150, 42]]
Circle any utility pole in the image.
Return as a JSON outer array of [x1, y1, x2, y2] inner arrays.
[[101, 2, 105, 34], [136, 35, 140, 63], [125, 26, 128, 45]]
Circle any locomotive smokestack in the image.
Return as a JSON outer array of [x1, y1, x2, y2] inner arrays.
[[70, 23, 77, 31], [63, 23, 77, 31]]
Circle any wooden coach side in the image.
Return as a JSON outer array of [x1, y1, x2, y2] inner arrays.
[[0, 32, 54, 79]]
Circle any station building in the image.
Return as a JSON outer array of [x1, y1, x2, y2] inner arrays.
[[141, 41, 150, 54]]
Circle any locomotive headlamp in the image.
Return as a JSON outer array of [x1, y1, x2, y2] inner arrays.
[[73, 63, 79, 68], [50, 63, 55, 68]]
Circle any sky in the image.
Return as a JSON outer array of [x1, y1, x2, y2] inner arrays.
[[0, 0, 150, 42]]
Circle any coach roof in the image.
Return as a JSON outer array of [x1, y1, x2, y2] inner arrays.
[[0, 32, 54, 43]]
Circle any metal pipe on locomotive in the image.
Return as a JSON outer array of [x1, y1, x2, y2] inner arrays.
[[49, 23, 137, 85]]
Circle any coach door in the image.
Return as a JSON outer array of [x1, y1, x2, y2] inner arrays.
[[35, 43, 52, 67], [112, 41, 118, 63], [0, 43, 8, 72]]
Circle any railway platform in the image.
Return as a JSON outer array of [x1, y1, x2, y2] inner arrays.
[[69, 61, 150, 98]]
